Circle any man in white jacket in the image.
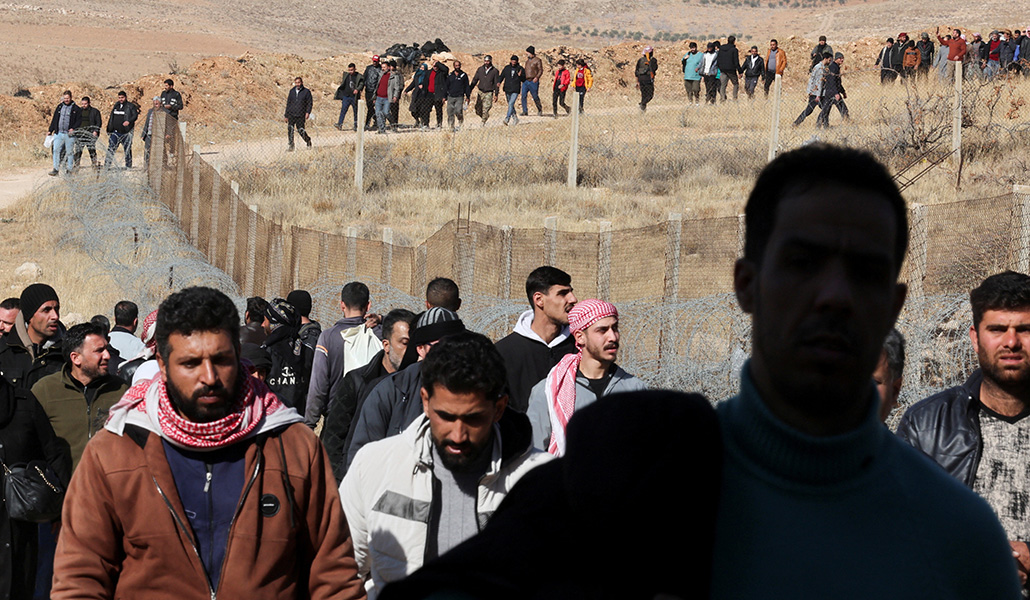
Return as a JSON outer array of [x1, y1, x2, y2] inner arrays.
[[340, 331, 550, 598]]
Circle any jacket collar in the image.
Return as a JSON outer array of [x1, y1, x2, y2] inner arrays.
[[11, 311, 64, 359]]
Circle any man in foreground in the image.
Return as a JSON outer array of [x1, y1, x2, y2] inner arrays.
[[341, 332, 550, 596], [0, 283, 65, 390], [52, 286, 365, 599], [898, 271, 1030, 587]]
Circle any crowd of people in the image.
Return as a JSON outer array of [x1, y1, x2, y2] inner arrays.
[[7, 139, 1030, 597]]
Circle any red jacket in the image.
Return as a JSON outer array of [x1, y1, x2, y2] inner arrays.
[[53, 423, 366, 600], [553, 68, 571, 91], [938, 35, 967, 61]]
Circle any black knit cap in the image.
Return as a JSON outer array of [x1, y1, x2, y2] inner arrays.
[[399, 307, 465, 369], [20, 283, 59, 320], [264, 298, 300, 328], [286, 289, 312, 317]]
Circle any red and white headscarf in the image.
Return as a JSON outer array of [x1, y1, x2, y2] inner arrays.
[[106, 367, 302, 450], [544, 299, 618, 456]]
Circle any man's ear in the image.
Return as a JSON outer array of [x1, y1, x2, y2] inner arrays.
[[734, 258, 757, 314], [969, 323, 980, 353], [157, 352, 168, 382], [420, 386, 430, 414], [494, 394, 508, 422]]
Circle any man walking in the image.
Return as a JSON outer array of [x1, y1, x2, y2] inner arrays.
[[374, 61, 393, 134], [635, 46, 658, 111], [741, 46, 765, 99], [793, 52, 830, 126], [875, 37, 899, 84], [105, 90, 137, 169], [551, 59, 571, 116], [446, 60, 471, 132], [499, 55, 526, 126], [763, 38, 787, 97], [817, 52, 848, 127], [573, 59, 592, 112], [47, 90, 80, 176], [387, 60, 403, 130], [72, 96, 102, 170], [527, 299, 646, 456], [916, 32, 935, 79], [285, 76, 313, 150], [52, 287, 365, 599], [521, 46, 544, 116], [682, 43, 703, 105], [335, 63, 364, 131], [470, 55, 500, 125], [261, 298, 313, 413], [108, 300, 145, 364], [495, 266, 578, 413], [362, 56, 383, 131], [0, 283, 65, 390], [429, 60, 450, 128], [340, 332, 550, 595], [716, 36, 742, 102]]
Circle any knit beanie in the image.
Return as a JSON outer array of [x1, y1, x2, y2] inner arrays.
[[286, 290, 312, 317], [20, 283, 59, 320], [264, 298, 300, 329], [410, 307, 464, 346]]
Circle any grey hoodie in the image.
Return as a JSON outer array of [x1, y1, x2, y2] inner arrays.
[[304, 316, 378, 427]]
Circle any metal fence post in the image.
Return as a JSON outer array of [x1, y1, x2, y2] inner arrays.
[[567, 92, 580, 188], [952, 61, 962, 167], [355, 102, 365, 193], [768, 74, 782, 162], [189, 149, 201, 243]]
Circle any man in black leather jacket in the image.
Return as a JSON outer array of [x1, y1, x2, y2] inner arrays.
[[897, 270, 1030, 587]]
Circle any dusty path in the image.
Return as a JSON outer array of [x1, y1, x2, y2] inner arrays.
[[0, 167, 49, 210]]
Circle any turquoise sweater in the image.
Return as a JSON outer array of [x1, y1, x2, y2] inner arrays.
[[712, 365, 1021, 599]]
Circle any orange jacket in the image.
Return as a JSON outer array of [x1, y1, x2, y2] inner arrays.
[[766, 47, 788, 74], [53, 423, 366, 600]]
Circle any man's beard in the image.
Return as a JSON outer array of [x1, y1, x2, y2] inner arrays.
[[166, 374, 238, 423], [433, 436, 489, 472], [80, 362, 106, 383], [979, 346, 1030, 393]]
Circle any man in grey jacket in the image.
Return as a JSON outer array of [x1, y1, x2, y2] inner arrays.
[[793, 52, 830, 126], [527, 299, 646, 456]]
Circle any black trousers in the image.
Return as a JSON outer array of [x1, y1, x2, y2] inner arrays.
[[763, 71, 777, 96], [794, 94, 825, 125], [553, 88, 569, 114], [639, 80, 654, 109], [703, 75, 718, 104], [433, 98, 445, 126], [287, 116, 310, 147], [364, 93, 376, 128]]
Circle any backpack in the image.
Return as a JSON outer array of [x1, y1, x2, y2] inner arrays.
[[341, 323, 381, 377], [635, 57, 652, 77]]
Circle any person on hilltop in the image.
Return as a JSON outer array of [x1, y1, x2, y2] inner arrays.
[[470, 55, 500, 126], [916, 32, 935, 79], [898, 33, 920, 78], [635, 46, 658, 111], [794, 52, 830, 126], [72, 96, 102, 170], [741, 45, 765, 99], [140, 97, 168, 169], [335, 63, 364, 131], [47, 90, 80, 177], [105, 90, 138, 170], [682, 42, 704, 105], [700, 42, 720, 105], [875, 37, 899, 84], [522, 46, 544, 117], [573, 59, 593, 113], [405, 62, 433, 130], [445, 60, 471, 132], [499, 55, 526, 126], [936, 26, 968, 82], [285, 76, 313, 151], [551, 59, 572, 116], [763, 38, 788, 97], [816, 52, 848, 127], [716, 36, 742, 102], [387, 60, 404, 130], [809, 35, 833, 71], [362, 56, 383, 131], [429, 60, 450, 129]]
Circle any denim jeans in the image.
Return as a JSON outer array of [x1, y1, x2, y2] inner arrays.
[[337, 96, 358, 128], [505, 92, 519, 123], [520, 80, 540, 113], [374, 97, 391, 131], [51, 132, 74, 171], [106, 131, 133, 168]]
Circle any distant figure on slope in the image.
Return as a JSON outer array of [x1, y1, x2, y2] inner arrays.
[[284, 76, 312, 151]]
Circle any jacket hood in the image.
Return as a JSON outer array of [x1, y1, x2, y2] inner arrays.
[[512, 309, 571, 348], [11, 311, 65, 359]]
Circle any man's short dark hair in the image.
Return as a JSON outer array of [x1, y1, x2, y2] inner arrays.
[[525, 266, 572, 305], [341, 282, 370, 310], [348, 62, 356, 68], [689, 42, 697, 49], [164, 78, 174, 86], [819, 35, 827, 42], [728, 35, 736, 44], [970, 271, 1030, 328], [771, 38, 778, 44], [245, 296, 268, 324], [157, 287, 240, 361], [90, 314, 111, 335], [426, 278, 461, 311], [117, 90, 127, 98], [81, 96, 91, 103], [421, 331, 507, 402], [0, 297, 18, 311], [882, 328, 905, 380], [114, 300, 139, 327], [64, 322, 108, 363], [743, 144, 908, 274], [383, 308, 418, 340]]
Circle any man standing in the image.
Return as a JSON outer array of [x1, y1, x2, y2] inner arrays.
[[552, 59, 571, 116], [140, 97, 167, 169], [763, 38, 787, 97], [635, 46, 658, 111], [470, 55, 499, 125], [809, 35, 833, 71], [285, 76, 313, 150], [0, 283, 65, 390], [363, 56, 383, 131], [741, 46, 765, 99], [0, 298, 18, 340], [716, 37, 741, 102], [335, 63, 364, 131], [898, 271, 1030, 588], [108, 300, 145, 364], [521, 46, 544, 117], [937, 26, 968, 82], [527, 299, 646, 456], [429, 60, 450, 129], [793, 52, 830, 126], [73, 96, 102, 170], [241, 296, 268, 346], [47, 90, 80, 176], [898, 33, 919, 78], [105, 90, 138, 169], [374, 61, 393, 134], [32, 322, 127, 471], [875, 37, 899, 84], [305, 281, 376, 428], [816, 52, 848, 127], [287, 288, 321, 353], [321, 308, 416, 482], [573, 59, 592, 113], [159, 79, 183, 120], [340, 332, 550, 596], [446, 60, 471, 132], [495, 266, 578, 413], [52, 287, 365, 599], [682, 43, 703, 105], [387, 60, 403, 130], [499, 55, 526, 126], [916, 32, 935, 79]]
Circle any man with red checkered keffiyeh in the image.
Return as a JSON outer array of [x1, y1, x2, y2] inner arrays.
[[526, 298, 646, 456]]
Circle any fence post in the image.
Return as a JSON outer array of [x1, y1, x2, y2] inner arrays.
[[455, 232, 476, 294], [207, 173, 221, 260], [597, 221, 612, 299], [245, 204, 258, 296], [415, 244, 428, 298], [150, 113, 166, 195], [347, 227, 358, 276], [225, 194, 238, 283], [768, 74, 782, 162], [317, 232, 330, 279], [382, 227, 394, 288], [567, 92, 580, 188], [1014, 185, 1030, 273], [190, 152, 201, 243], [664, 213, 682, 302], [290, 226, 301, 292], [908, 203, 927, 299], [500, 225, 513, 299], [175, 125, 187, 214], [736, 214, 746, 258], [952, 60, 962, 167], [355, 102, 365, 193], [544, 216, 558, 265]]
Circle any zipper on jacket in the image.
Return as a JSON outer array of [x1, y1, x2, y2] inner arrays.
[[213, 450, 262, 598], [205, 462, 214, 584], [152, 475, 215, 598]]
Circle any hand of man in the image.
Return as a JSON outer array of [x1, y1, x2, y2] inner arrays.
[[123, 121, 129, 127], [305, 113, 310, 119], [284, 117, 289, 123], [1011, 541, 1030, 587], [364, 313, 382, 329]]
